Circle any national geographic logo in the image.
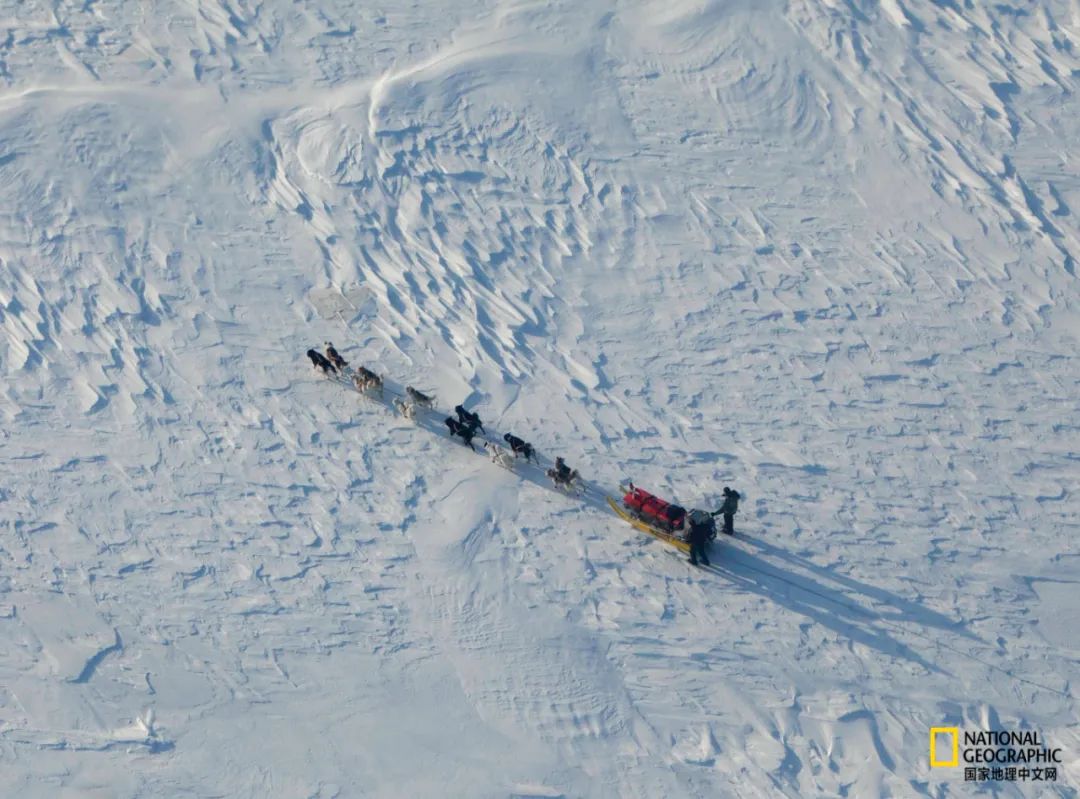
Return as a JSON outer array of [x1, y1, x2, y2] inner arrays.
[[931, 727, 1063, 784]]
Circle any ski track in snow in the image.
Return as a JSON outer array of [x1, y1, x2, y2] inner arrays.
[[0, 1, 1078, 796]]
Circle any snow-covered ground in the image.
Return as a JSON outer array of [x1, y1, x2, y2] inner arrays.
[[1, 1, 1078, 796]]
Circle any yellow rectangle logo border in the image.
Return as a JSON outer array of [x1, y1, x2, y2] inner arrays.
[[930, 727, 959, 767]]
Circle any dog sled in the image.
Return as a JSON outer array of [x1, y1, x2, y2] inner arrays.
[[607, 484, 717, 554]]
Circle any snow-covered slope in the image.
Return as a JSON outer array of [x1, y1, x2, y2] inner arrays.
[[1, 1, 1078, 796]]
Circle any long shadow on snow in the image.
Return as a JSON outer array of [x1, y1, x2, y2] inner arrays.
[[733, 534, 978, 640], [696, 556, 948, 676]]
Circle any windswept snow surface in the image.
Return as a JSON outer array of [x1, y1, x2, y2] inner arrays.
[[1, 1, 1079, 796]]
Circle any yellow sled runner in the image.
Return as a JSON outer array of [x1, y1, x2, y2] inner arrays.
[[606, 496, 691, 553]]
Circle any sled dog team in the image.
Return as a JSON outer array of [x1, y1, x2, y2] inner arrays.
[[306, 342, 740, 551], [306, 343, 580, 490]]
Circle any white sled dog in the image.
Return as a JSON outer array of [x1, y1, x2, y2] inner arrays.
[[483, 441, 515, 470], [392, 398, 416, 420]]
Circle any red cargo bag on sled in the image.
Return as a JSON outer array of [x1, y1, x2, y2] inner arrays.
[[623, 485, 686, 531]]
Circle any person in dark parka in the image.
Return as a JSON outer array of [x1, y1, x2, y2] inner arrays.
[[713, 487, 740, 536], [686, 513, 712, 567]]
